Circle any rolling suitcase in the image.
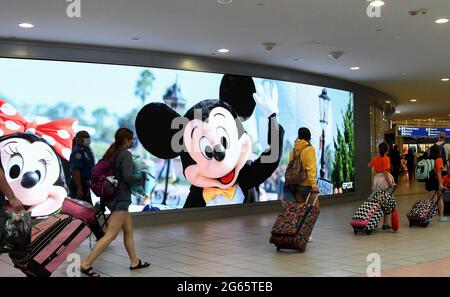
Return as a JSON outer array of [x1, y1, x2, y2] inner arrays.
[[10, 214, 91, 277], [270, 193, 319, 252], [406, 191, 441, 227], [350, 201, 383, 235]]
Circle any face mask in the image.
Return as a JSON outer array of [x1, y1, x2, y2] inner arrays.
[[83, 138, 91, 146]]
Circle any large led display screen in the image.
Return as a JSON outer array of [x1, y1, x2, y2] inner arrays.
[[0, 58, 354, 214]]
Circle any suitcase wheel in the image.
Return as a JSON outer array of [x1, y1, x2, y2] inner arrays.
[[366, 230, 372, 235], [276, 247, 281, 251], [409, 221, 413, 227], [353, 230, 357, 235]]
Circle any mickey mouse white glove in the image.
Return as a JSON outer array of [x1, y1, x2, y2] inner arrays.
[[253, 81, 279, 118]]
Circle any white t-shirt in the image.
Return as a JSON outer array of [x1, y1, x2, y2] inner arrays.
[[436, 141, 450, 171]]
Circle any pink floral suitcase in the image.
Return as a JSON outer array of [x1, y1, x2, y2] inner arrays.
[[10, 214, 91, 277], [270, 194, 319, 252]]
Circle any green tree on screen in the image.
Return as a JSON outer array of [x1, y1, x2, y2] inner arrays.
[[72, 106, 88, 125], [332, 96, 354, 192], [135, 69, 155, 106]]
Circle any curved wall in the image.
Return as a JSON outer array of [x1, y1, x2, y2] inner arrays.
[[0, 39, 394, 225]]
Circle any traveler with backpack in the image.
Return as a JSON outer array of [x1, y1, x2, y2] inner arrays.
[[80, 128, 149, 277], [283, 127, 319, 206], [369, 142, 396, 230], [69, 131, 105, 241], [428, 144, 447, 222], [435, 132, 450, 176]]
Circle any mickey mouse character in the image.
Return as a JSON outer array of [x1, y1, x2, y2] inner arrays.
[[0, 99, 76, 217], [136, 74, 284, 208]]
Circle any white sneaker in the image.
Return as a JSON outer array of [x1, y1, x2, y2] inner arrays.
[[308, 236, 312, 242]]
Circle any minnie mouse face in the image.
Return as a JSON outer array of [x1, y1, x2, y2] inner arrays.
[[182, 105, 251, 189], [0, 133, 67, 217]]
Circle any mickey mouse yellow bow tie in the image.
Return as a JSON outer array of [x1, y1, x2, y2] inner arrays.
[[203, 185, 237, 204]]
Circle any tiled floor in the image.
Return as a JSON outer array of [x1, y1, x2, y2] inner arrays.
[[1, 176, 449, 277]]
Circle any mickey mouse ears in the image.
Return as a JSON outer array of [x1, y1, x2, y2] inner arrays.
[[219, 74, 256, 120]]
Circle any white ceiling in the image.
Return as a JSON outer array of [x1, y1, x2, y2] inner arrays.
[[0, 0, 449, 120]]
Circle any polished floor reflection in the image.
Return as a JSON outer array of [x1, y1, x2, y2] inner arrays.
[[1, 176, 448, 277]]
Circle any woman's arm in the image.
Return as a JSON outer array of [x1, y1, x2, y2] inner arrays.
[[437, 170, 445, 190], [119, 151, 144, 185], [383, 170, 395, 188]]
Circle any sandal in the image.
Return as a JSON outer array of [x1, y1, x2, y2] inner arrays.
[[80, 266, 101, 277], [130, 259, 150, 270]]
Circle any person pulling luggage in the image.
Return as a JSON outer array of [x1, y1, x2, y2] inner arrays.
[[369, 142, 396, 230]]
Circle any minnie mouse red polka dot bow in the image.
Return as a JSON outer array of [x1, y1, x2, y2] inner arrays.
[[0, 99, 76, 161]]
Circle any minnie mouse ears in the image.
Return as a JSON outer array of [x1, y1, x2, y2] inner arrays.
[[219, 74, 256, 120], [135, 103, 183, 159]]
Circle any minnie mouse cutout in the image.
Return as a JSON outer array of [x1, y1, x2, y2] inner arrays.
[[0, 99, 76, 217], [136, 74, 284, 208]]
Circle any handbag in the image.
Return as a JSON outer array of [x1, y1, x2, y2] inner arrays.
[[0, 209, 32, 253], [60, 198, 96, 226], [285, 144, 310, 185]]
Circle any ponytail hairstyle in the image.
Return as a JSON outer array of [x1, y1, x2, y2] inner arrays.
[[378, 142, 388, 157], [103, 128, 134, 160]]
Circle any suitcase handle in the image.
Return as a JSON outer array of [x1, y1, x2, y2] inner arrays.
[[305, 192, 319, 207], [430, 190, 445, 204]]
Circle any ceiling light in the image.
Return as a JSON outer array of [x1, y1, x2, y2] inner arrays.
[[385, 100, 391, 104], [293, 58, 301, 62], [396, 111, 401, 114], [350, 66, 360, 70], [18, 23, 34, 28], [369, 1, 385, 7], [217, 48, 229, 53], [256, 3, 264, 7], [131, 37, 142, 41], [402, 72, 407, 76], [435, 18, 449, 24], [329, 51, 344, 60], [441, 78, 450, 81], [262, 42, 277, 52], [217, 0, 232, 4], [410, 99, 417, 102]]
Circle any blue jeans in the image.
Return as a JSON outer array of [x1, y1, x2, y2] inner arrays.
[[283, 183, 312, 203]]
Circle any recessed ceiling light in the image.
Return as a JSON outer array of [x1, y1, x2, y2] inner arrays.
[[217, 48, 230, 53], [217, 0, 232, 4], [441, 78, 450, 81], [131, 37, 142, 41], [396, 111, 401, 114], [293, 58, 301, 61], [385, 100, 391, 104], [435, 18, 449, 24], [369, 1, 385, 7], [256, 3, 264, 7], [410, 99, 417, 102], [350, 66, 360, 70], [18, 23, 34, 28]]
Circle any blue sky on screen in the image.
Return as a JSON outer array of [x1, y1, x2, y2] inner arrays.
[[0, 57, 351, 148]]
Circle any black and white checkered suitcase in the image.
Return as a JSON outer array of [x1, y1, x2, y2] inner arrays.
[[350, 201, 383, 235]]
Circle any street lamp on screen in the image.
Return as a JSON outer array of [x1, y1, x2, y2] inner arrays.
[[318, 88, 331, 179]]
